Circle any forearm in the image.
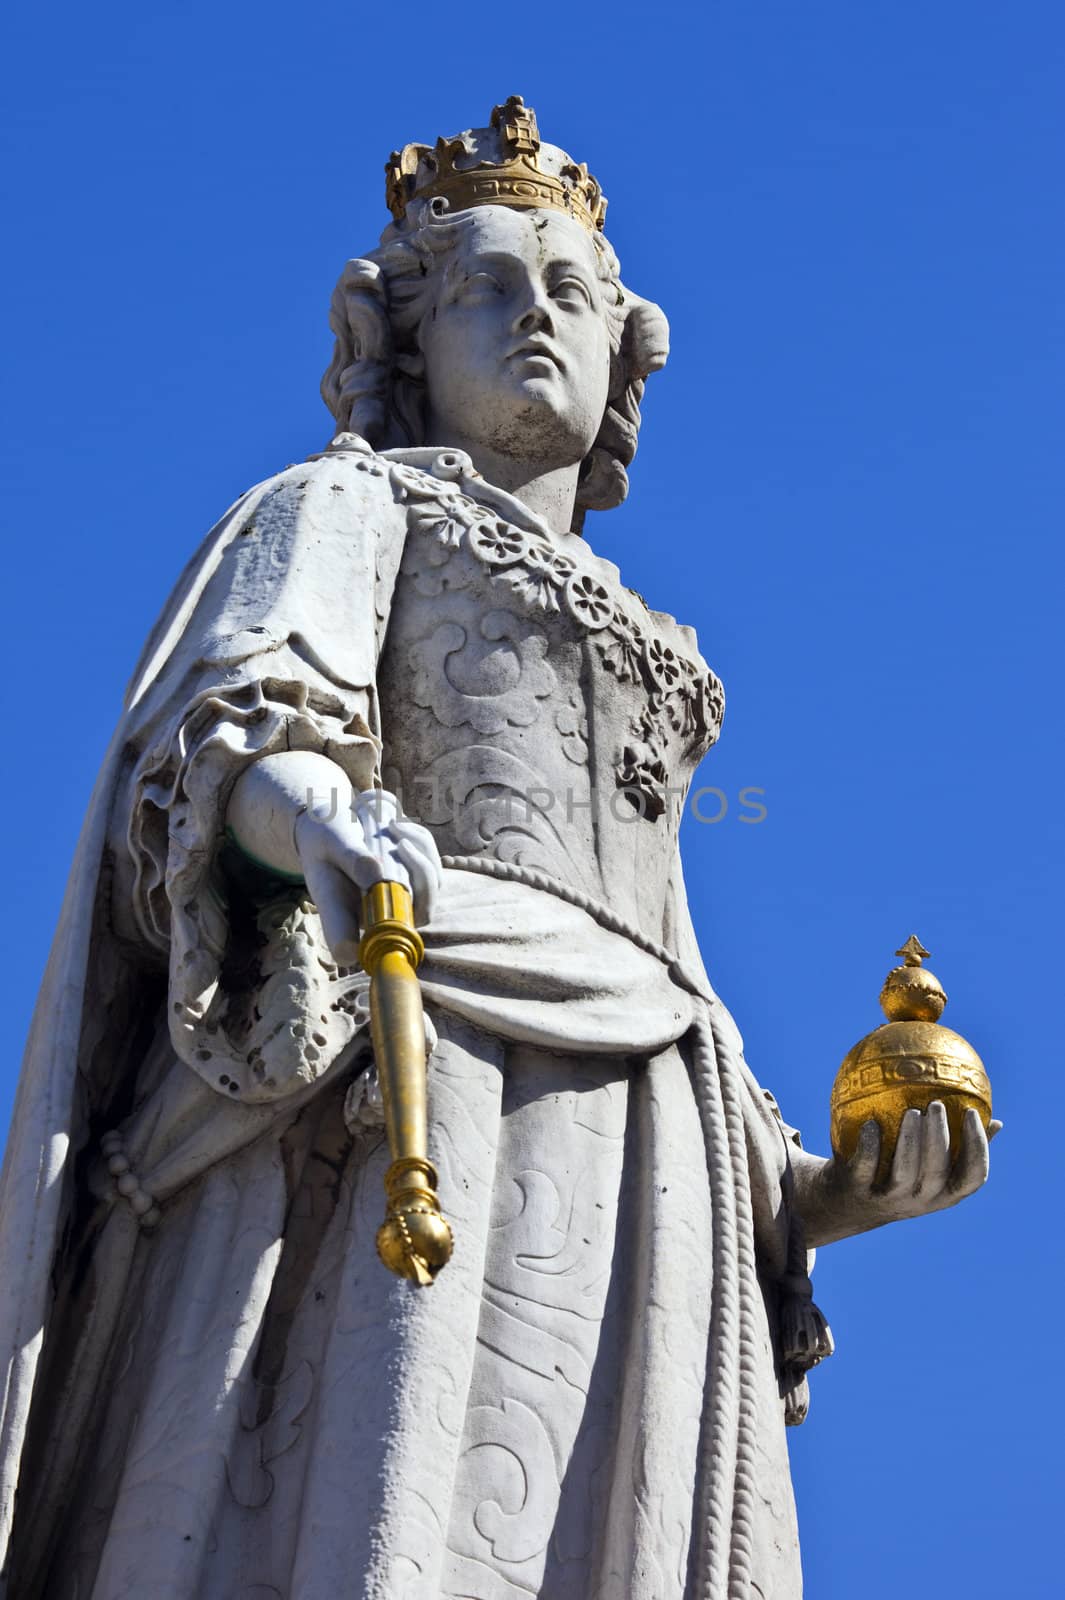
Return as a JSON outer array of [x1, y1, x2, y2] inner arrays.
[[225, 755, 442, 963], [226, 750, 352, 878], [791, 1148, 882, 1248]]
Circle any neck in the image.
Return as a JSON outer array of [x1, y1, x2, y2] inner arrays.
[[423, 423, 580, 540]]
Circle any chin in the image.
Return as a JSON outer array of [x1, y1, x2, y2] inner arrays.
[[480, 379, 595, 460], [481, 378, 562, 430], [510, 370, 566, 400]]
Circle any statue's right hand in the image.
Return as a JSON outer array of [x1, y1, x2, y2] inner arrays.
[[294, 799, 441, 966], [226, 753, 441, 968]]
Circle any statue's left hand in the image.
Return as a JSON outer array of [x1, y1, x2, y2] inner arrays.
[[796, 1103, 1002, 1247]]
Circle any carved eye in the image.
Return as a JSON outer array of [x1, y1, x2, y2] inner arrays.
[[551, 276, 594, 308], [458, 272, 504, 300]]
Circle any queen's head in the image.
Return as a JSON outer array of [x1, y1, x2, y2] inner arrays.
[[321, 97, 669, 532]]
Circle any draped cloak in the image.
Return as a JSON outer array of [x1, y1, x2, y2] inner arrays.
[[0, 434, 825, 1599]]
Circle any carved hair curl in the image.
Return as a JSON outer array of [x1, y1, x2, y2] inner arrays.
[[320, 199, 668, 530]]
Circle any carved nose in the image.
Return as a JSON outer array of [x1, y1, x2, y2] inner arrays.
[[515, 298, 553, 335]]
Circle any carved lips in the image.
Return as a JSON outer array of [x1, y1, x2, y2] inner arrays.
[[507, 337, 566, 374]]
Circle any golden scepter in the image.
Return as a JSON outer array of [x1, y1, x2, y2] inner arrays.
[[353, 793, 453, 1285]]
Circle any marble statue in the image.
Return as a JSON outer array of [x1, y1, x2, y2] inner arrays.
[[0, 98, 997, 1599]]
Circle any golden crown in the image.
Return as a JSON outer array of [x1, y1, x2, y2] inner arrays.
[[385, 96, 607, 235]]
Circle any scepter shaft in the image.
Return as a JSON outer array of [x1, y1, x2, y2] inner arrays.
[[358, 880, 453, 1285]]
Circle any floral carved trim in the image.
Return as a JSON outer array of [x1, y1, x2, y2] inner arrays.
[[389, 458, 726, 819]]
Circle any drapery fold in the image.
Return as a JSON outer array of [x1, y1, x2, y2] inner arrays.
[[10, 1019, 801, 1599]]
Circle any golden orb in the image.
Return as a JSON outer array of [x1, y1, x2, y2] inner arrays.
[[829, 935, 992, 1183]]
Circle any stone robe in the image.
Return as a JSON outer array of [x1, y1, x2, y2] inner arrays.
[[0, 434, 823, 1599]]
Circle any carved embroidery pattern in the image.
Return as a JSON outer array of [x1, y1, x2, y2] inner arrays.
[[390, 461, 726, 818], [408, 611, 556, 735]]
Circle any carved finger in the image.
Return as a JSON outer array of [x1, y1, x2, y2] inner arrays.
[[389, 833, 441, 925], [347, 848, 393, 894], [312, 821, 389, 895], [948, 1108, 990, 1198], [988, 1119, 1003, 1141], [848, 1119, 881, 1191], [303, 855, 362, 967], [387, 814, 437, 852], [386, 818, 443, 869], [387, 822, 439, 869], [886, 1108, 923, 1197], [915, 1100, 951, 1198]]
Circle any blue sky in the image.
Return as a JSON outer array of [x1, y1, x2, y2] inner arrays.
[[1, 3, 1061, 1593]]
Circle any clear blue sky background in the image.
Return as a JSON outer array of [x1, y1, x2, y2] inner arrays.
[[1, 3, 1060, 1594]]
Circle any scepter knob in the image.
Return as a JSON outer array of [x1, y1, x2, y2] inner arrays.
[[829, 935, 993, 1183]]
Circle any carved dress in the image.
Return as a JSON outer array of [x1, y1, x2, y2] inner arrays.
[[0, 435, 824, 1599]]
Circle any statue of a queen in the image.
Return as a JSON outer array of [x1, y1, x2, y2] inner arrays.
[[0, 98, 995, 1600]]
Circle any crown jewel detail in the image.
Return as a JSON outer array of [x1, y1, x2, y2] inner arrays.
[[385, 96, 607, 235]]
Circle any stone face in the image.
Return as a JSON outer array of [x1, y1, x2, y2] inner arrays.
[[0, 106, 990, 1600]]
